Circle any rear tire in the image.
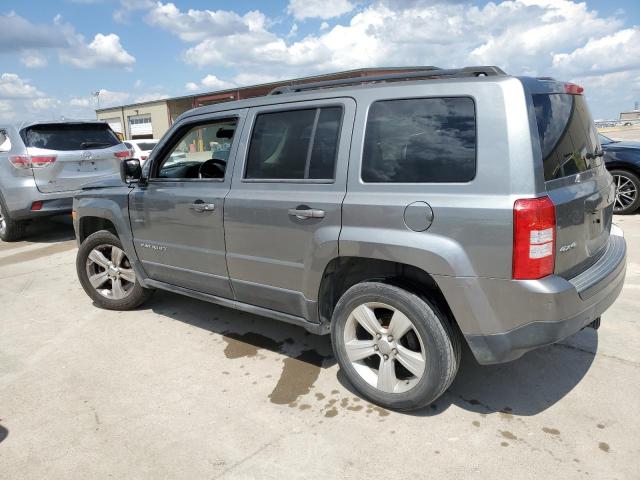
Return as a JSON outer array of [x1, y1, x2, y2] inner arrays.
[[0, 197, 26, 242], [77, 230, 153, 310], [610, 169, 640, 214], [331, 282, 460, 411]]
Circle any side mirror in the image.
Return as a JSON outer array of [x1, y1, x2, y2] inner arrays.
[[120, 158, 142, 183]]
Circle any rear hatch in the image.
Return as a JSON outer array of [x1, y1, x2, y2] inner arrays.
[[532, 89, 615, 278], [21, 122, 127, 193]]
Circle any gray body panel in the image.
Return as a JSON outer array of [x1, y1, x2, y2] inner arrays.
[[72, 73, 627, 365]]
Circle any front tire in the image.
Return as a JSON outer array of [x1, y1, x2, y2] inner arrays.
[[610, 169, 640, 214], [77, 230, 153, 310], [331, 282, 460, 411]]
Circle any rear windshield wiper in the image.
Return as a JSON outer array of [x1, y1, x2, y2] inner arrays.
[[80, 141, 113, 149]]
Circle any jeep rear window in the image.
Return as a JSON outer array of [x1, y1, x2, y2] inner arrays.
[[22, 123, 120, 151], [362, 97, 476, 183], [532, 94, 600, 181]]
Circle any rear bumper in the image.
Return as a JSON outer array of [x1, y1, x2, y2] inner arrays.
[[437, 227, 627, 364], [2, 177, 76, 220]]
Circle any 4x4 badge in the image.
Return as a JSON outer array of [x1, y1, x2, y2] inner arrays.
[[559, 241, 577, 253]]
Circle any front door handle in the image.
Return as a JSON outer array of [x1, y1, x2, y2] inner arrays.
[[190, 202, 215, 213], [288, 207, 325, 219]]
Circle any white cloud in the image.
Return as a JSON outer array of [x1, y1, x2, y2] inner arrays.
[[552, 28, 640, 76], [96, 89, 130, 107], [185, 74, 236, 93], [69, 97, 92, 107], [31, 97, 61, 111], [0, 73, 45, 99], [134, 93, 170, 103], [146, 2, 266, 42], [287, 0, 354, 20], [20, 50, 48, 68], [60, 33, 136, 69]]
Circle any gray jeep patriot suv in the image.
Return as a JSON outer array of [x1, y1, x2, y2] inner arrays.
[[73, 67, 627, 410]]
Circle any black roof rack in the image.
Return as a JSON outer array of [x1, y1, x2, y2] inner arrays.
[[268, 66, 507, 95]]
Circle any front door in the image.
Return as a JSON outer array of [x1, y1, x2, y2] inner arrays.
[[130, 110, 246, 298], [224, 99, 355, 320]]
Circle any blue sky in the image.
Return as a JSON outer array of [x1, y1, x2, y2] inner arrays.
[[1, 0, 640, 122]]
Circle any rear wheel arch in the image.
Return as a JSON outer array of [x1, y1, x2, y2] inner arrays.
[[317, 256, 458, 332]]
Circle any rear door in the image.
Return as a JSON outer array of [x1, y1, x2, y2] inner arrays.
[[21, 122, 126, 193], [532, 91, 615, 277], [224, 98, 354, 319]]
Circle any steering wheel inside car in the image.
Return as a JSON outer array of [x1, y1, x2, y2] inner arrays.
[[198, 158, 227, 179]]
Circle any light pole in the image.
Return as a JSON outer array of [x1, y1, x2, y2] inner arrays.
[[91, 90, 101, 110]]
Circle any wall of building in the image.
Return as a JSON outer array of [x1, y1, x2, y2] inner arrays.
[[97, 101, 170, 140], [620, 111, 640, 122]]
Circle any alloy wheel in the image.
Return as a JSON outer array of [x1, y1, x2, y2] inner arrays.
[[0, 205, 5, 236], [343, 302, 426, 394], [613, 173, 638, 212], [85, 244, 136, 300]]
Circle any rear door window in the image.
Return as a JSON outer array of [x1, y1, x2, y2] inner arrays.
[[532, 94, 600, 181], [362, 97, 476, 183], [22, 123, 120, 151], [245, 106, 342, 181]]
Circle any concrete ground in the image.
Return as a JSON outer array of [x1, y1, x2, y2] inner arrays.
[[598, 126, 640, 142], [0, 215, 639, 480]]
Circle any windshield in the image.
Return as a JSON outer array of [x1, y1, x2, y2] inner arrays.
[[598, 133, 615, 145], [136, 142, 157, 151], [22, 123, 121, 151]]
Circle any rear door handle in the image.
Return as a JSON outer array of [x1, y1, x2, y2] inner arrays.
[[288, 208, 326, 219], [190, 202, 215, 212]]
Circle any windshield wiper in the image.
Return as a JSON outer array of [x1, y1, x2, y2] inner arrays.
[[80, 141, 112, 149]]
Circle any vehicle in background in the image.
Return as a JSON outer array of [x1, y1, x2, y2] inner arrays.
[[124, 139, 159, 164], [73, 67, 626, 411], [0, 121, 129, 241], [124, 140, 157, 163], [599, 133, 640, 214]]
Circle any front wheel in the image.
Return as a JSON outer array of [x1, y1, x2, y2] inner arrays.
[[331, 282, 460, 411], [610, 169, 640, 214], [76, 230, 153, 310]]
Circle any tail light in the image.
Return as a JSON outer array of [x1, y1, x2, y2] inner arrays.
[[114, 150, 130, 159], [9, 155, 56, 169], [513, 196, 556, 280], [140, 155, 148, 161], [31, 201, 43, 211], [564, 83, 584, 95]]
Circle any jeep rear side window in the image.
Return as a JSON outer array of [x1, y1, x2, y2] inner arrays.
[[533, 93, 599, 181], [245, 107, 342, 180], [362, 97, 476, 183]]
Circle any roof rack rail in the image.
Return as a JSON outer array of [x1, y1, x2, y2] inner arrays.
[[268, 66, 507, 95]]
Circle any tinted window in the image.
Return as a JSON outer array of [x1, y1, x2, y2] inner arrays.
[[362, 97, 476, 183], [22, 123, 120, 151], [533, 94, 599, 181], [156, 120, 237, 180], [245, 107, 342, 180], [137, 142, 157, 151]]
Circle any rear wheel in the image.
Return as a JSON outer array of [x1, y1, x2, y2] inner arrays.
[[0, 198, 26, 242], [77, 230, 153, 310], [610, 169, 640, 214], [331, 282, 460, 411]]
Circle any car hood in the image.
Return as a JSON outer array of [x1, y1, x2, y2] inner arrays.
[[603, 140, 640, 150]]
